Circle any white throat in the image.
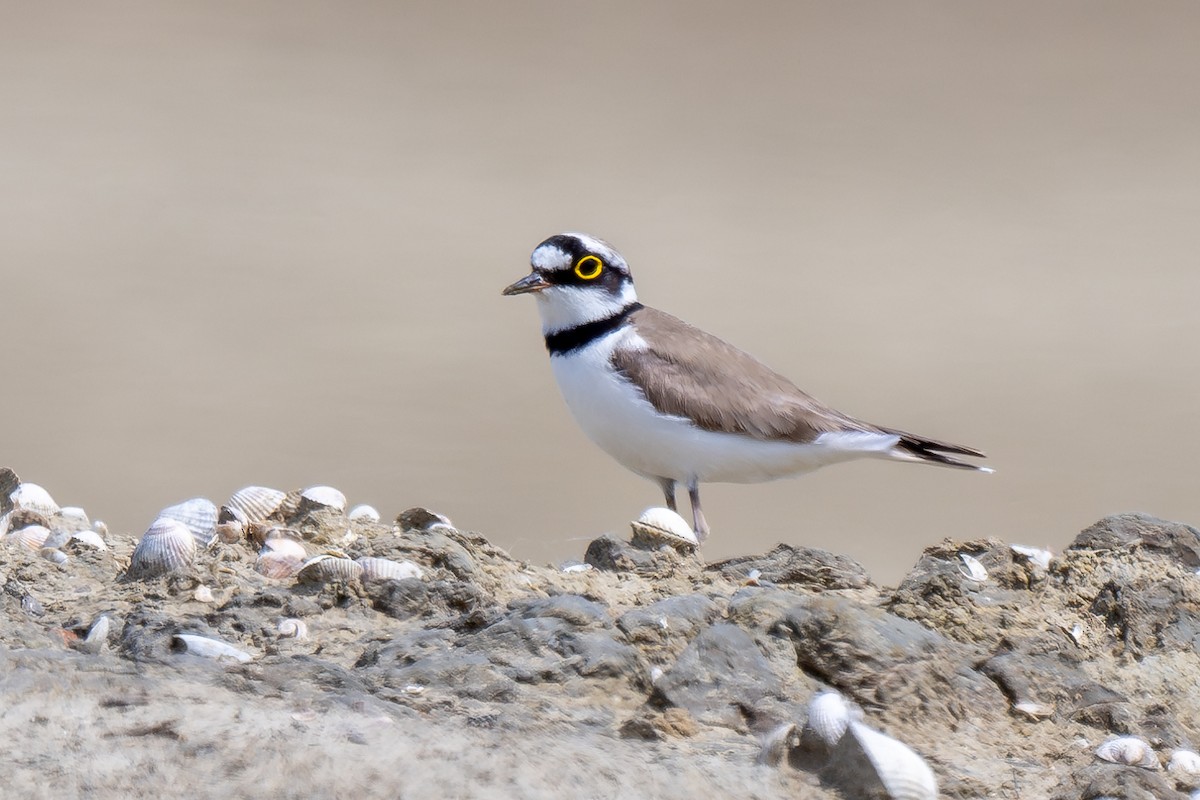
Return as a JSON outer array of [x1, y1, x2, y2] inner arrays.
[[536, 282, 639, 336]]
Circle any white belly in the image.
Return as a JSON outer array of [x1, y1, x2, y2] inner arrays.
[[549, 332, 893, 484]]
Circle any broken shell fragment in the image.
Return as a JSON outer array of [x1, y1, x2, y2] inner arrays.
[[397, 507, 454, 532], [296, 554, 363, 584], [277, 618, 308, 640], [299, 485, 347, 513], [758, 722, 799, 766], [629, 507, 698, 552], [1095, 736, 1158, 769], [832, 721, 939, 800], [227, 486, 287, 523], [159, 498, 219, 547], [957, 553, 988, 581], [39, 547, 68, 565], [1010, 544, 1053, 570], [348, 504, 381, 523], [357, 557, 423, 582], [127, 518, 197, 579], [172, 633, 253, 663], [81, 615, 110, 655]]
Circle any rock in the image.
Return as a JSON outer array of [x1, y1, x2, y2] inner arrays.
[[709, 544, 873, 590], [1070, 512, 1200, 567]]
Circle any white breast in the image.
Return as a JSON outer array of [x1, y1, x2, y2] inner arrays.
[[549, 328, 897, 484]]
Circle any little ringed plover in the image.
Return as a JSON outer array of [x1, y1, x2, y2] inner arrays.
[[503, 232, 989, 542]]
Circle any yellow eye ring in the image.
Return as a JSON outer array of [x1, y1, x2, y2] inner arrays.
[[574, 255, 604, 280]]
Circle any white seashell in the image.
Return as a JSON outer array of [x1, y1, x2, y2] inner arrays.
[[227, 486, 287, 522], [841, 721, 938, 800], [561, 562, 593, 573], [357, 557, 423, 582], [173, 633, 253, 663], [59, 506, 91, 529], [261, 536, 307, 559], [69, 529, 108, 551], [81, 615, 110, 654], [255, 550, 304, 580], [11, 483, 59, 516], [299, 485, 347, 513], [958, 553, 988, 581], [127, 518, 196, 579], [297, 554, 363, 584], [277, 618, 308, 640], [158, 498, 219, 547], [807, 691, 857, 746], [1011, 544, 1053, 570], [40, 547, 68, 565], [6, 524, 51, 551], [1013, 700, 1053, 719], [758, 722, 799, 766], [1169, 749, 1200, 775], [193, 585, 215, 603], [629, 507, 699, 552], [1095, 736, 1158, 769], [649, 666, 665, 684], [92, 520, 109, 537], [348, 504, 381, 523], [397, 507, 454, 532]]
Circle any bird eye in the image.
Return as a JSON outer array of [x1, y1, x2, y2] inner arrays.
[[574, 255, 604, 280]]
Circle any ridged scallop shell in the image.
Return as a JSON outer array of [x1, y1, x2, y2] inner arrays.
[[348, 504, 381, 523], [10, 483, 60, 516], [299, 485, 347, 513], [839, 721, 938, 800], [296, 554, 363, 584], [1095, 736, 1158, 768], [357, 557, 423, 582], [159, 498, 219, 547], [172, 634, 252, 663], [227, 486, 287, 522], [6, 524, 51, 551], [807, 691, 857, 747], [127, 518, 197, 579], [630, 507, 698, 552], [277, 618, 308, 639]]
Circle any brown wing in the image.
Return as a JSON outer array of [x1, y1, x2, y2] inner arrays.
[[611, 307, 872, 443]]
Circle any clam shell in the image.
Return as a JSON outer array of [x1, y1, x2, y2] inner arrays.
[[68, 529, 108, 551], [159, 498, 218, 547], [958, 553, 988, 581], [262, 536, 307, 559], [299, 485, 346, 513], [296, 554, 363, 584], [1095, 736, 1158, 769], [1169, 749, 1200, 775], [835, 721, 938, 800], [348, 504, 381, 523], [11, 483, 59, 516], [172, 634, 253, 663], [6, 524, 51, 551], [254, 550, 305, 580], [277, 618, 308, 639], [630, 507, 698, 552], [357, 557, 423, 582], [807, 691, 857, 747], [127, 518, 197, 579], [227, 486, 287, 522]]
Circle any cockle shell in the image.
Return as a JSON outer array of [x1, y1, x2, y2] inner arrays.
[[357, 557, 423, 582], [296, 554, 363, 584], [127, 518, 197, 579], [1169, 749, 1200, 775], [299, 485, 347, 513], [172, 634, 253, 663], [262, 536, 307, 559], [629, 507, 699, 552], [158, 498, 219, 547], [277, 618, 308, 639], [6, 524, 51, 552], [255, 550, 304, 580], [1095, 736, 1158, 768], [348, 504, 381, 523], [807, 691, 857, 747], [227, 486, 287, 522], [58, 507, 91, 530], [68, 529, 108, 551], [834, 722, 939, 800], [10, 483, 59, 516]]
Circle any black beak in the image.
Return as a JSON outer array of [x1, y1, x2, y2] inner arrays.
[[502, 273, 551, 296]]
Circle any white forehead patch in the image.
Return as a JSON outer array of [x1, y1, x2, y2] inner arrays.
[[531, 245, 571, 272]]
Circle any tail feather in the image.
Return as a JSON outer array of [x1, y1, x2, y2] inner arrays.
[[882, 427, 992, 472]]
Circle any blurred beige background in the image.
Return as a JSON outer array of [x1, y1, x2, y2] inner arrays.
[[2, 2, 1197, 583]]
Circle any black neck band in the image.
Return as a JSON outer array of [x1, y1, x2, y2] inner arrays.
[[544, 303, 643, 356]]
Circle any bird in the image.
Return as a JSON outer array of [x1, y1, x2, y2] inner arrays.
[[502, 232, 989, 542]]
